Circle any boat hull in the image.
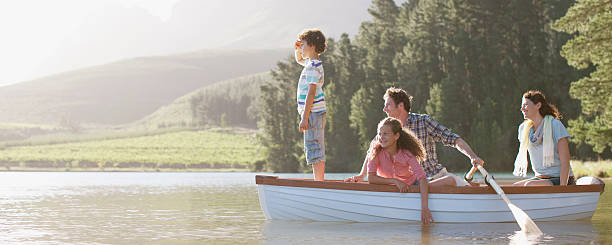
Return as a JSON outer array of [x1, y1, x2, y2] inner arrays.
[[256, 175, 603, 223]]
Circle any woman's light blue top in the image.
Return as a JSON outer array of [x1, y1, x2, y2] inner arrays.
[[518, 118, 573, 177]]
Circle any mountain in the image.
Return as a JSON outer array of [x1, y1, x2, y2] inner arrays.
[[0, 49, 288, 125], [5, 0, 373, 86], [0, 0, 377, 125]]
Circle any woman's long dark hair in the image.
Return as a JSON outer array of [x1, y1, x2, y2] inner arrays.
[[523, 90, 562, 119], [367, 117, 426, 162]]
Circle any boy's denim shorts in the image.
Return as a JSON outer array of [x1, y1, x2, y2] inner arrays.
[[303, 111, 326, 165]]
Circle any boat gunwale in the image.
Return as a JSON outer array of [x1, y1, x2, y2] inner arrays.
[[255, 175, 604, 194]]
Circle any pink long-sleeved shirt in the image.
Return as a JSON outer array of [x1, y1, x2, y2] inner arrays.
[[367, 148, 426, 185]]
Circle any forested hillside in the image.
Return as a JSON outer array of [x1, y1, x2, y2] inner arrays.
[[257, 0, 611, 173], [135, 72, 271, 129]]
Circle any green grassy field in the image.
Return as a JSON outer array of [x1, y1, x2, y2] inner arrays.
[[571, 160, 612, 178], [0, 128, 263, 170], [2, 126, 610, 174]]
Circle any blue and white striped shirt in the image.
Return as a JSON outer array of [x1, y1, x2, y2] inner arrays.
[[296, 58, 325, 114]]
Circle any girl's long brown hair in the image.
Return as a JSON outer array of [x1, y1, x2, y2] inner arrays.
[[523, 90, 562, 119], [366, 117, 426, 162]]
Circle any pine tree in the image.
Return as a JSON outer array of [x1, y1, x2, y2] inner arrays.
[[256, 57, 302, 172], [351, 0, 403, 155], [253, 0, 604, 172], [553, 0, 612, 154], [324, 34, 365, 171], [394, 0, 451, 112]]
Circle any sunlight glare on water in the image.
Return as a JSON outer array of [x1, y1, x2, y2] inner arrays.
[[508, 203, 542, 235]]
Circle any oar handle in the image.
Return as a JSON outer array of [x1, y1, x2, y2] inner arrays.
[[465, 165, 495, 186], [475, 165, 507, 197], [464, 166, 478, 182]]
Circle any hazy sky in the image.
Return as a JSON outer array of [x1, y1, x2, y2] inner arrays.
[[0, 0, 182, 86], [0, 0, 375, 86]]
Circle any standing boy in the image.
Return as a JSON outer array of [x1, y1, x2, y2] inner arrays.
[[294, 29, 327, 181]]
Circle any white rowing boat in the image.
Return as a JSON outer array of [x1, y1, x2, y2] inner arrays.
[[255, 175, 604, 223]]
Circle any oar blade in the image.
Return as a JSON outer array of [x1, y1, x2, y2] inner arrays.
[[508, 203, 542, 235]]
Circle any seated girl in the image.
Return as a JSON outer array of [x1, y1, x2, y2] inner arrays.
[[366, 117, 434, 224], [513, 90, 575, 186]]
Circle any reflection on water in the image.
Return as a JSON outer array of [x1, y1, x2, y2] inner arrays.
[[0, 172, 265, 244], [507, 231, 544, 245], [0, 172, 609, 244], [261, 220, 597, 244]]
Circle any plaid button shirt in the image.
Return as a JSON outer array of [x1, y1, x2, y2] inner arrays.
[[405, 113, 459, 177]]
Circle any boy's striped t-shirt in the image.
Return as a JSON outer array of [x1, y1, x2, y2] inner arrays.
[[297, 58, 326, 114]]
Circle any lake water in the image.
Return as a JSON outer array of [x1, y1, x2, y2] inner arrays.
[[0, 172, 609, 244]]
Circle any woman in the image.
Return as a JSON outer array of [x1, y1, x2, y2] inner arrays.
[[366, 117, 434, 224], [513, 90, 575, 186]]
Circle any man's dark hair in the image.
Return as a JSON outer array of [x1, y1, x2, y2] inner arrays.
[[384, 87, 413, 112], [298, 29, 327, 54]]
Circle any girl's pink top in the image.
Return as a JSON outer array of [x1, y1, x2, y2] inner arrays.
[[367, 148, 426, 185]]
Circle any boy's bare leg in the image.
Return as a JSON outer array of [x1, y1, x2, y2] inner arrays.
[[313, 161, 325, 181]]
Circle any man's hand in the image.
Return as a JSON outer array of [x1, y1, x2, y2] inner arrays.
[[345, 175, 365, 182], [299, 116, 308, 133], [471, 156, 484, 167], [421, 208, 434, 225]]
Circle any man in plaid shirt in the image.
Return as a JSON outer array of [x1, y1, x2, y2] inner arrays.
[[347, 87, 484, 187]]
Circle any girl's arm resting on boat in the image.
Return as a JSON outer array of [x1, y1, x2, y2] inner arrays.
[[345, 158, 368, 182], [419, 178, 434, 224], [558, 137, 570, 186], [357, 158, 368, 178], [368, 173, 409, 192], [346, 137, 378, 182]]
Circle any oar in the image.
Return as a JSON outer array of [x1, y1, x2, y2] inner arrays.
[[465, 165, 542, 235]]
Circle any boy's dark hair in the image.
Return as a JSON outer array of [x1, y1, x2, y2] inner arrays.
[[384, 87, 413, 113], [298, 29, 327, 54]]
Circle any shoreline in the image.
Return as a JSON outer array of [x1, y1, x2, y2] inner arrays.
[[2, 167, 611, 181], [0, 167, 252, 172]]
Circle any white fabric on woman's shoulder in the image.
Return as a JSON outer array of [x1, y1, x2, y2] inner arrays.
[[513, 115, 554, 176], [541, 115, 554, 168], [513, 121, 531, 177]]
